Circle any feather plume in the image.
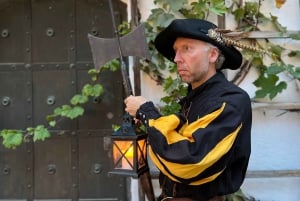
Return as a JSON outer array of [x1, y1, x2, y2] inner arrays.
[[207, 28, 272, 56]]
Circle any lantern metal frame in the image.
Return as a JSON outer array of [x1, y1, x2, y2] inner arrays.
[[109, 113, 149, 177]]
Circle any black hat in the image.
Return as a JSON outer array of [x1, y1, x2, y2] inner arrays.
[[154, 18, 243, 70]]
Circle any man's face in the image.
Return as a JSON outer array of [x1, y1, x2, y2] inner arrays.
[[173, 37, 218, 89]]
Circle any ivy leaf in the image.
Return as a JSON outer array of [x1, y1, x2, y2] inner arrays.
[[65, 105, 84, 119], [156, 12, 175, 28], [160, 95, 173, 104], [118, 21, 131, 36], [253, 74, 287, 99], [169, 0, 187, 11], [33, 125, 50, 142], [71, 94, 89, 105], [251, 56, 264, 68], [26, 127, 34, 134], [155, 0, 187, 11], [1, 129, 23, 149], [293, 67, 300, 79], [163, 76, 177, 94], [285, 65, 300, 79], [210, 0, 227, 16], [88, 69, 101, 81], [232, 8, 245, 21], [92, 84, 104, 97], [269, 44, 284, 57], [102, 59, 120, 72], [82, 84, 103, 97], [68, 106, 84, 119], [112, 124, 121, 132], [244, 2, 259, 18], [266, 63, 284, 75], [137, 124, 147, 133], [148, 8, 173, 29], [53, 107, 62, 116], [89, 59, 120, 75], [288, 50, 300, 58], [54, 105, 84, 119], [160, 102, 181, 115], [61, 105, 72, 116], [167, 62, 177, 73], [270, 14, 287, 33], [183, 1, 207, 19], [49, 120, 56, 127], [269, 62, 300, 79], [46, 114, 57, 122], [82, 84, 93, 96], [160, 75, 187, 115], [289, 33, 300, 40]]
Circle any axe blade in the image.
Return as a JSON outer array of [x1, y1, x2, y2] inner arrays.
[[88, 23, 150, 70], [88, 34, 120, 70], [120, 23, 151, 60]]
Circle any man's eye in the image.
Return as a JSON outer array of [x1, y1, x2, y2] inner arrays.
[[183, 46, 191, 51]]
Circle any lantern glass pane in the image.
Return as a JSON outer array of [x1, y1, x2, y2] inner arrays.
[[113, 140, 134, 170], [137, 138, 147, 169]]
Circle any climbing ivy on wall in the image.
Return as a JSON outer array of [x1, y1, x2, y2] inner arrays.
[[140, 2, 300, 200], [0, 61, 119, 149], [141, 0, 300, 114]]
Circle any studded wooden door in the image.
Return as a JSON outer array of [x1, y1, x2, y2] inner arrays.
[[0, 0, 128, 200]]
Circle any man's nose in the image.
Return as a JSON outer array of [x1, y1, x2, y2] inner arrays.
[[174, 52, 182, 63]]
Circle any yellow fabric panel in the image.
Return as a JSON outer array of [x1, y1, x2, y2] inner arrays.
[[149, 103, 226, 144], [149, 124, 242, 180], [149, 114, 190, 144], [149, 147, 180, 183], [149, 146, 224, 185], [189, 168, 224, 185], [181, 103, 226, 138]]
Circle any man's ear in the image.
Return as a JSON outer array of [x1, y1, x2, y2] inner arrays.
[[209, 47, 219, 63]]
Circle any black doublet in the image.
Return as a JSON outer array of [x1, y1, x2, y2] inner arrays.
[[136, 72, 252, 200]]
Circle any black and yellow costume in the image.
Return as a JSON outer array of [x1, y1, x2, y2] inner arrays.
[[136, 72, 252, 200]]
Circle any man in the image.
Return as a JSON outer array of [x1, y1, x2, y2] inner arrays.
[[124, 19, 252, 201]]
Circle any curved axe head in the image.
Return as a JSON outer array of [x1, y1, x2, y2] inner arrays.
[[88, 23, 150, 70]]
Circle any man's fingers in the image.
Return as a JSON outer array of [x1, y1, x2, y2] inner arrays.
[[124, 95, 132, 104]]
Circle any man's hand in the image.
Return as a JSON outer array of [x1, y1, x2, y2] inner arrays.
[[124, 95, 147, 117]]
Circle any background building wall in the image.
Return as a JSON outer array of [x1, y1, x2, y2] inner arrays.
[[131, 0, 300, 200]]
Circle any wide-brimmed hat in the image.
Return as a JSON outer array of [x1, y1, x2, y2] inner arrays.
[[154, 18, 243, 70]]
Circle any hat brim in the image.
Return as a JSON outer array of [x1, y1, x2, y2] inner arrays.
[[154, 19, 242, 70]]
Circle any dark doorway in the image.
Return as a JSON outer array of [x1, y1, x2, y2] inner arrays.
[[0, 0, 128, 200]]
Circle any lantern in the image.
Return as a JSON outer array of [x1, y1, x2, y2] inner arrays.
[[109, 113, 148, 177]]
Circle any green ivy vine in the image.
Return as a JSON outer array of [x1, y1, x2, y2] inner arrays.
[[0, 60, 119, 149]]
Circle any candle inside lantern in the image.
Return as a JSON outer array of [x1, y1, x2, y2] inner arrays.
[[122, 145, 134, 169]]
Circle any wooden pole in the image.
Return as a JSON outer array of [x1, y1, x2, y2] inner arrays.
[[130, 0, 156, 200], [139, 171, 156, 201]]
